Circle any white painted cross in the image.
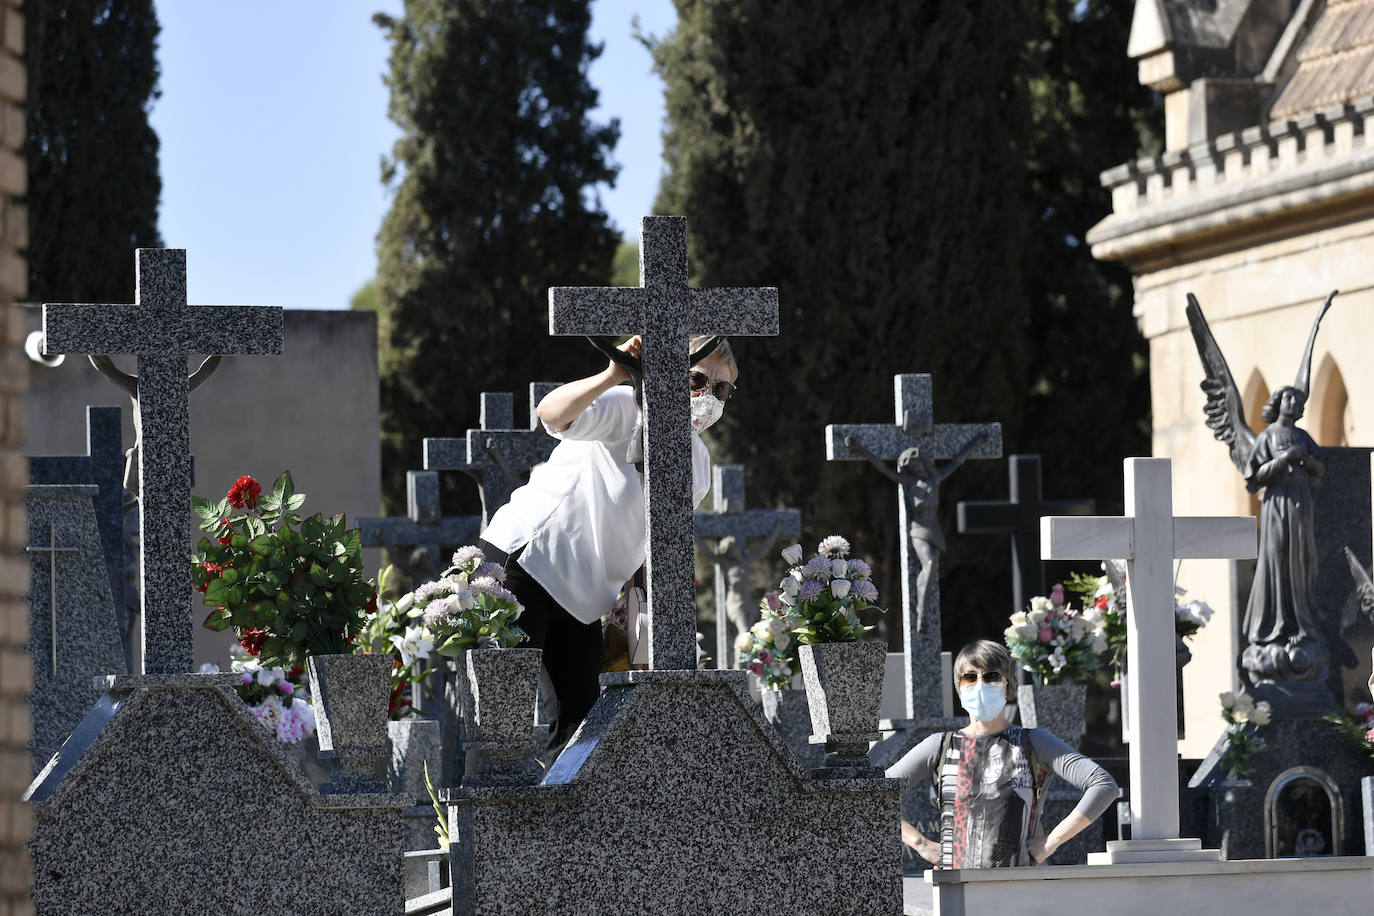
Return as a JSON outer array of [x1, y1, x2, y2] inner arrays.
[[1041, 457, 1255, 863], [549, 216, 779, 670]]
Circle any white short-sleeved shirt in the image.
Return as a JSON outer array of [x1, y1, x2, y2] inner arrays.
[[481, 385, 711, 623]]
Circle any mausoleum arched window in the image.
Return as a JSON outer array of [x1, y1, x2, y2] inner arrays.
[[1310, 353, 1350, 447]]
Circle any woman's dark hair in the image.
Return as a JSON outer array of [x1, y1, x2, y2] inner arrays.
[[953, 639, 1017, 700]]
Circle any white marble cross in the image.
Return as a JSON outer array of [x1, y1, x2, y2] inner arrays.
[[1041, 457, 1255, 863], [549, 216, 779, 670], [42, 249, 284, 673]]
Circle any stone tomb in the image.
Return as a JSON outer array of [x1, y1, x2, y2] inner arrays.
[[24, 484, 124, 772], [26, 249, 408, 911], [443, 217, 900, 914]]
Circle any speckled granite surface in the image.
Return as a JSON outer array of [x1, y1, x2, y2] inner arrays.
[[25, 679, 407, 913], [445, 670, 901, 914]]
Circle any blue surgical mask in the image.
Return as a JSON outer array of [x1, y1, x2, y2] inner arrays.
[[959, 682, 1008, 723]]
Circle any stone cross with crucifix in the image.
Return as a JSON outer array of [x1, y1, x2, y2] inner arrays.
[[358, 469, 481, 580], [826, 374, 1002, 721], [424, 383, 560, 527], [42, 249, 284, 673], [693, 464, 801, 668], [1042, 457, 1254, 863], [956, 454, 1096, 615], [549, 215, 778, 670]]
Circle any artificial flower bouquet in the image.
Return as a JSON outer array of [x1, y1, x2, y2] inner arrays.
[[1219, 691, 1272, 778], [357, 564, 436, 718], [735, 591, 796, 689], [1065, 565, 1214, 673], [1324, 702, 1374, 760], [193, 472, 376, 670], [774, 535, 883, 645], [397, 545, 527, 656], [1003, 583, 1109, 685], [199, 653, 317, 744]]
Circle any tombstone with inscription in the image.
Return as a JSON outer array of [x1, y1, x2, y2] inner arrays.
[[424, 383, 560, 527], [442, 217, 899, 915], [24, 249, 407, 912]]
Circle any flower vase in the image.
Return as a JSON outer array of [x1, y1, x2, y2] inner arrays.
[[458, 647, 543, 786], [797, 641, 886, 776], [306, 653, 393, 792], [1017, 681, 1087, 749]]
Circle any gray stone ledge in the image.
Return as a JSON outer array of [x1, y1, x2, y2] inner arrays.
[[98, 672, 245, 689], [26, 484, 99, 497]]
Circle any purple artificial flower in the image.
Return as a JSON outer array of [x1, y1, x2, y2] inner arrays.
[[474, 561, 505, 582], [817, 535, 851, 558], [798, 579, 824, 601], [451, 545, 484, 568], [850, 578, 879, 603], [802, 556, 833, 581], [847, 558, 872, 579]]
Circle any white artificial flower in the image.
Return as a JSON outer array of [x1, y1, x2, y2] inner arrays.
[[1048, 647, 1067, 672], [1003, 626, 1020, 642], [1069, 617, 1089, 640], [1252, 701, 1272, 726], [781, 544, 804, 566], [734, 631, 754, 653], [830, 559, 847, 578], [1219, 691, 1236, 710], [389, 625, 436, 666], [1091, 634, 1108, 654], [781, 577, 800, 598], [395, 592, 415, 614], [1009, 612, 1029, 626], [197, 662, 221, 674], [256, 666, 285, 688], [767, 617, 787, 637], [1030, 596, 1054, 614], [1234, 694, 1255, 715], [779, 591, 796, 607], [775, 632, 791, 651], [831, 579, 851, 599]]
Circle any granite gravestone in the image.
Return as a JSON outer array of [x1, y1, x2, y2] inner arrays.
[[26, 249, 408, 911], [423, 383, 560, 528], [957, 453, 1096, 615], [1043, 457, 1255, 864], [42, 249, 284, 673], [24, 485, 125, 772], [825, 374, 1002, 721], [29, 406, 134, 669], [443, 216, 899, 914], [693, 464, 801, 667]]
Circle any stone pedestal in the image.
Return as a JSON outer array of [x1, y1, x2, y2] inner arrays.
[[444, 670, 900, 915], [308, 653, 393, 793]]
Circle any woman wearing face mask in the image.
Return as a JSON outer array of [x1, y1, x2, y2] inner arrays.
[[478, 334, 735, 757], [886, 640, 1118, 868]]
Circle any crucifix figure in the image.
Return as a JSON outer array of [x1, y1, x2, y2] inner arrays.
[[549, 215, 779, 670], [26, 523, 78, 676], [693, 464, 801, 667], [1042, 457, 1255, 862], [43, 248, 284, 673], [424, 384, 560, 527], [826, 374, 1001, 720], [956, 454, 1097, 614]]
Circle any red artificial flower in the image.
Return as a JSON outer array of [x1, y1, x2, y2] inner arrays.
[[1095, 595, 1109, 611], [238, 628, 268, 656], [196, 562, 225, 594], [227, 475, 263, 510], [388, 678, 412, 718], [366, 589, 378, 614], [217, 519, 234, 546]]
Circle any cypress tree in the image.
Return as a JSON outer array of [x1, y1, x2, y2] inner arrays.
[[373, 0, 620, 512], [652, 1, 1158, 650], [26, 0, 163, 302]]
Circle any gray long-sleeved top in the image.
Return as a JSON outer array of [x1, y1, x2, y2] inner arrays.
[[886, 727, 1119, 823]]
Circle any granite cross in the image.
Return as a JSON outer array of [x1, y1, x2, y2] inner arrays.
[[956, 454, 1096, 614], [25, 523, 78, 676], [825, 374, 1002, 720], [693, 464, 802, 667], [1042, 457, 1254, 862], [424, 383, 560, 527], [30, 406, 132, 667], [550, 215, 779, 670], [42, 248, 284, 673], [358, 470, 481, 574]]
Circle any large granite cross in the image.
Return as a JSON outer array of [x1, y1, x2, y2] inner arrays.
[[358, 470, 481, 576], [43, 249, 284, 673], [1042, 457, 1254, 863], [424, 384, 560, 527], [550, 215, 778, 670], [825, 374, 1002, 720], [30, 406, 131, 666], [956, 454, 1096, 614], [693, 464, 801, 667]]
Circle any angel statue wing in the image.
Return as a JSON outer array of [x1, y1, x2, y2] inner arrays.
[[1185, 294, 1257, 473], [1345, 546, 1374, 621]]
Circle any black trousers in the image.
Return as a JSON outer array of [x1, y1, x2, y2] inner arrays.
[[479, 540, 603, 755]]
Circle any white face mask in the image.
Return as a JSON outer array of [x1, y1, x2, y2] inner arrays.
[[690, 394, 723, 434], [959, 682, 1008, 723]]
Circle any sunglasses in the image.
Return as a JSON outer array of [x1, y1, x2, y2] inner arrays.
[[957, 670, 1006, 686], [689, 370, 736, 403]]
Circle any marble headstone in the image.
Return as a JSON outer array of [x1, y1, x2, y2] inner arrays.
[[24, 484, 125, 772]]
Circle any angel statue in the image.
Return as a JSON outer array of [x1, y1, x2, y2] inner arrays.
[[845, 432, 987, 634], [1344, 547, 1374, 701], [1186, 291, 1336, 707]]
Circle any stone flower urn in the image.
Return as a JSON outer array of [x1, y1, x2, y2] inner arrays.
[[458, 647, 543, 786], [306, 652, 393, 792], [797, 640, 886, 776], [1017, 680, 1087, 748]]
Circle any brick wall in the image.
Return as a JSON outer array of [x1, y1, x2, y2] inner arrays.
[[0, 0, 29, 912]]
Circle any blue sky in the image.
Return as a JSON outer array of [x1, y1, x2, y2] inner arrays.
[[151, 0, 676, 311]]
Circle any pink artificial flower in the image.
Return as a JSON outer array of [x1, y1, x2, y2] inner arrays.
[[758, 650, 772, 664], [763, 591, 783, 612], [1365, 727, 1374, 744], [1038, 624, 1054, 643], [241, 673, 253, 686], [277, 681, 294, 695], [1049, 583, 1065, 607], [748, 661, 764, 676]]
